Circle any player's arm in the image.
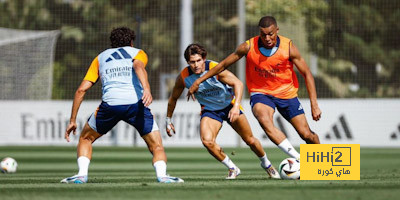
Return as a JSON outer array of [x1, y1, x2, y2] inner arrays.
[[133, 59, 152, 107], [290, 42, 321, 121], [187, 42, 249, 99], [166, 75, 185, 136], [65, 57, 98, 142], [218, 70, 244, 122], [65, 80, 94, 142]]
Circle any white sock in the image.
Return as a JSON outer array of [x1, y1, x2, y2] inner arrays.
[[259, 154, 272, 169], [153, 160, 167, 178], [221, 156, 237, 169], [278, 139, 300, 159], [77, 156, 90, 176]]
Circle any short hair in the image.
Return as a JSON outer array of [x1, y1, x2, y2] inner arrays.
[[110, 27, 136, 48], [258, 16, 277, 28], [184, 43, 207, 62]]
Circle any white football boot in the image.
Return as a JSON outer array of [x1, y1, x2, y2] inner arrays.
[[261, 163, 281, 179], [157, 176, 184, 183], [226, 167, 241, 179], [60, 175, 88, 184]]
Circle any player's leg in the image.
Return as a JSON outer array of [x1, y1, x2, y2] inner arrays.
[[276, 97, 320, 145], [229, 114, 280, 179], [251, 103, 289, 143], [141, 130, 166, 174], [60, 122, 102, 184], [141, 130, 167, 168], [61, 102, 122, 184], [200, 116, 240, 179], [251, 97, 300, 159], [77, 122, 102, 159], [141, 130, 183, 183], [76, 122, 102, 173], [200, 116, 224, 160], [290, 114, 320, 144], [129, 101, 183, 183]]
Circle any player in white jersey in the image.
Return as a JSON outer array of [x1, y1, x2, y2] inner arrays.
[[61, 27, 183, 184], [166, 44, 280, 179]]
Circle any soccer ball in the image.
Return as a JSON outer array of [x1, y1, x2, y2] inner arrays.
[[1, 157, 18, 173], [278, 158, 300, 180]]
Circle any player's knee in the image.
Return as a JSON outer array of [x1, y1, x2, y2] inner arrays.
[[299, 130, 314, 141], [79, 134, 96, 143], [256, 115, 274, 130], [153, 144, 164, 152], [150, 143, 164, 153], [261, 122, 275, 133], [201, 139, 215, 149], [243, 136, 256, 147]]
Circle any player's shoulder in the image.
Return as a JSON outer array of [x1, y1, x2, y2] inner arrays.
[[180, 66, 192, 79], [246, 36, 258, 44], [99, 46, 145, 56], [206, 60, 219, 70], [122, 46, 146, 56], [278, 35, 292, 43]]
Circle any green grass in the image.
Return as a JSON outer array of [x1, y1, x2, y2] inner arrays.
[[1, 146, 399, 200]]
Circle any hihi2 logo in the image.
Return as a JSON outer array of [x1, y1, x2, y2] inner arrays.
[[300, 144, 360, 180]]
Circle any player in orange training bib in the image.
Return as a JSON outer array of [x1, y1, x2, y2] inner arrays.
[[188, 16, 321, 160]]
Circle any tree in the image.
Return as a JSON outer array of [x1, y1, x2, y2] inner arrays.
[[304, 0, 400, 97]]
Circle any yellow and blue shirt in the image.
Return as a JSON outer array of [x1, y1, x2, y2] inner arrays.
[[180, 60, 234, 111], [84, 46, 148, 105]]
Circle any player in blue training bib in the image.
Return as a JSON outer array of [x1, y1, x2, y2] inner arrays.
[[61, 27, 183, 184], [165, 44, 280, 180]]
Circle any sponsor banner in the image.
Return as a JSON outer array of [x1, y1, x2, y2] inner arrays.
[[0, 99, 399, 147], [300, 144, 360, 180]]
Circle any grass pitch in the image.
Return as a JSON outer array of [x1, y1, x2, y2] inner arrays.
[[1, 146, 399, 200]]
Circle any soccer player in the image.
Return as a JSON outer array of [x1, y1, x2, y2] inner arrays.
[[187, 16, 321, 160], [166, 44, 280, 179], [61, 27, 183, 184]]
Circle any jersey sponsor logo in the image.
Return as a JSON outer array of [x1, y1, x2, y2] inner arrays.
[[254, 66, 280, 78], [102, 66, 132, 81], [197, 87, 221, 97]]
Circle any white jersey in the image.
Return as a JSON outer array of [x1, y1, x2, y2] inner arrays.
[[83, 46, 148, 106]]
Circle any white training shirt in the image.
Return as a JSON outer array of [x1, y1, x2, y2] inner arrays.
[[83, 46, 148, 106]]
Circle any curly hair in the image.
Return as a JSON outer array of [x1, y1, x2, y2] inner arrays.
[[110, 27, 136, 48], [184, 43, 207, 62]]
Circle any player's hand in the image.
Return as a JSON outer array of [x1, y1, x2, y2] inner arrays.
[[311, 104, 322, 121], [65, 121, 77, 142], [165, 117, 176, 137], [228, 104, 240, 123], [142, 89, 153, 107], [186, 80, 199, 101]]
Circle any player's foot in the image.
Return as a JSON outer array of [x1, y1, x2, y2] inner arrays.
[[263, 164, 281, 179], [157, 176, 184, 183], [226, 167, 241, 179], [60, 175, 88, 184]]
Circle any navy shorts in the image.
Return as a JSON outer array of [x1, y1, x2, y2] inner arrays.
[[201, 104, 243, 124], [250, 94, 304, 121], [87, 100, 159, 136]]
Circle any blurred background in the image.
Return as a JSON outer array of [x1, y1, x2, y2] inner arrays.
[[1, 0, 399, 101]]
